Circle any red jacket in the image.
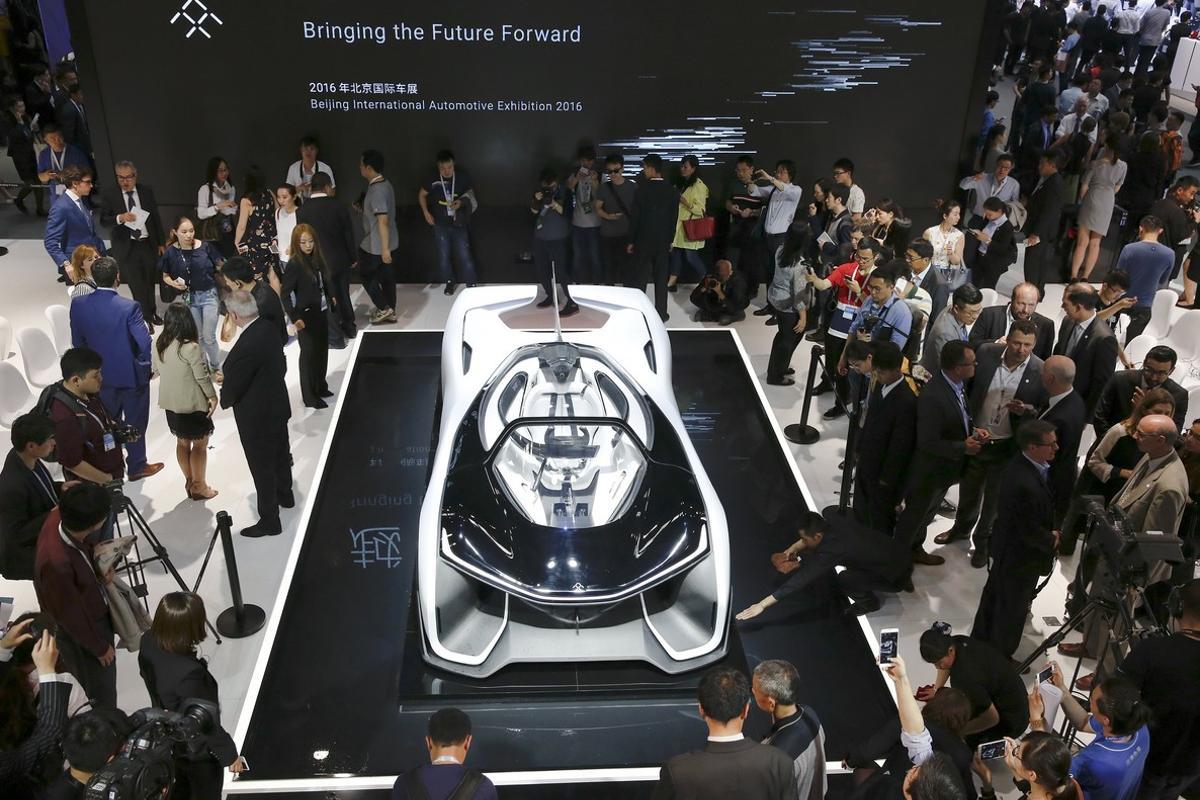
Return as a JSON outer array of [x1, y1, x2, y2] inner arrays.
[[33, 508, 111, 658]]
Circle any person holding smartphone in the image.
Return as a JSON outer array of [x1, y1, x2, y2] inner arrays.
[[138, 593, 246, 799]]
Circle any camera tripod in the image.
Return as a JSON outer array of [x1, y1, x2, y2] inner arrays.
[[111, 489, 221, 643]]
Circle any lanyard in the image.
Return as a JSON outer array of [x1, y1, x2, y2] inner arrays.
[[49, 147, 64, 173], [31, 464, 57, 506], [439, 173, 455, 203]]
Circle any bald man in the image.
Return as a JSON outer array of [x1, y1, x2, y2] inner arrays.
[[968, 282, 1056, 361], [1037, 356, 1088, 530], [1062, 414, 1190, 683]]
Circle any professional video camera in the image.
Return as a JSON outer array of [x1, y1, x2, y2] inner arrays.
[[1080, 496, 1186, 595], [84, 700, 220, 800]]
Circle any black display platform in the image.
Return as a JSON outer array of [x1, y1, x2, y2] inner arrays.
[[234, 330, 895, 794]]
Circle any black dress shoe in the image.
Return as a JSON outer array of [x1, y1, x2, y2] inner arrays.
[[320, 390, 334, 398], [57, 275, 68, 283], [812, 382, 833, 396], [785, 368, 795, 375], [911, 550, 946, 566], [241, 522, 282, 538], [767, 377, 795, 386], [933, 529, 969, 545], [14, 198, 28, 215], [753, 306, 774, 317], [536, 297, 555, 308], [152, 315, 164, 326], [970, 549, 989, 569], [306, 399, 328, 409], [804, 330, 822, 342], [844, 596, 882, 616], [823, 405, 846, 420], [937, 499, 957, 516], [444, 281, 457, 295], [765, 317, 778, 326], [561, 301, 580, 317], [667, 283, 678, 293], [278, 491, 296, 509]]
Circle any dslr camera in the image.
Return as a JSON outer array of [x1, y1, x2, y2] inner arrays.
[[112, 422, 142, 445]]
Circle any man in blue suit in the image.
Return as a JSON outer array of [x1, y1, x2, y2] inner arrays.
[[44, 164, 106, 283], [69, 257, 163, 482]]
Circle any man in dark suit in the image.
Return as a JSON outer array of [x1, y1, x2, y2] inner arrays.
[[905, 239, 950, 325], [296, 171, 358, 338], [651, 667, 798, 800], [56, 84, 92, 159], [628, 154, 680, 322], [33, 483, 117, 709], [736, 510, 913, 619], [1022, 151, 1067, 296], [971, 420, 1060, 658], [220, 291, 294, 538], [0, 415, 69, 581], [1038, 355, 1088, 532], [43, 164, 105, 281], [100, 161, 165, 325], [937, 320, 1047, 567], [969, 197, 1017, 290], [969, 281, 1056, 361], [23, 64, 55, 125], [894, 340, 987, 566], [70, 258, 162, 482], [1092, 345, 1189, 434], [846, 341, 917, 535], [1054, 282, 1118, 417]]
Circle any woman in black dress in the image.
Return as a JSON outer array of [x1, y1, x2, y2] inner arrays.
[[233, 164, 278, 279], [3, 96, 42, 215], [866, 198, 911, 263], [280, 223, 334, 408], [138, 593, 245, 800]]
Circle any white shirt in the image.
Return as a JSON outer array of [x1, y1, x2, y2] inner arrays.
[[1056, 112, 1097, 143], [707, 733, 745, 743], [197, 181, 237, 219], [980, 354, 1031, 439], [754, 182, 803, 235], [848, 184, 865, 215], [120, 186, 149, 238], [879, 375, 905, 399], [276, 207, 298, 262], [1041, 389, 1073, 417], [286, 159, 335, 197]]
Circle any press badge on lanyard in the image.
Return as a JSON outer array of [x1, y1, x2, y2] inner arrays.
[[103, 432, 117, 452]]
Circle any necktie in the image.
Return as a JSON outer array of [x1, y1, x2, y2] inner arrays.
[[1113, 459, 1150, 508], [126, 191, 142, 239], [1065, 323, 1084, 355]]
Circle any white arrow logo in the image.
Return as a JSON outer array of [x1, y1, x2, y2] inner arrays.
[[170, 0, 223, 39]]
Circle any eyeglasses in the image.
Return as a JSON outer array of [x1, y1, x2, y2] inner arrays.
[[1142, 366, 1171, 378], [856, 254, 874, 263], [833, 169, 847, 177]]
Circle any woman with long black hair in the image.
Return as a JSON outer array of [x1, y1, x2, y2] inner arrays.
[[138, 593, 246, 799], [151, 302, 218, 501], [668, 154, 709, 291], [160, 214, 224, 377], [234, 164, 279, 278], [280, 223, 334, 409], [765, 225, 813, 385], [196, 156, 238, 257], [866, 198, 911, 263]]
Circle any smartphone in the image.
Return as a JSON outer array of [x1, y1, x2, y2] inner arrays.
[[233, 757, 250, 779], [0, 598, 13, 631], [978, 739, 1007, 760], [1037, 665, 1054, 684], [879, 628, 899, 663]]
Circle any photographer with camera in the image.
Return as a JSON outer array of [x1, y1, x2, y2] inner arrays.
[[33, 483, 118, 710], [0, 627, 71, 793], [138, 593, 245, 799], [0, 414, 77, 580], [689, 258, 750, 326], [530, 168, 579, 317], [44, 711, 121, 800], [1119, 579, 1200, 800]]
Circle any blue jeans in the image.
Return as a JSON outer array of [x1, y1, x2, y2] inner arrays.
[[433, 225, 478, 284], [670, 247, 706, 281], [571, 226, 602, 283], [188, 289, 221, 370], [99, 383, 150, 475]]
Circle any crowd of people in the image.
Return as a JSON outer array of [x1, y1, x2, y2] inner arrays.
[[3, 1, 1200, 799]]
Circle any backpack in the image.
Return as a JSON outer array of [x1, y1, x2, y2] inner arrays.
[[402, 767, 486, 800], [35, 381, 92, 463]]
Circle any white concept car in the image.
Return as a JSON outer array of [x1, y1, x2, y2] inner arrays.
[[417, 286, 731, 678]]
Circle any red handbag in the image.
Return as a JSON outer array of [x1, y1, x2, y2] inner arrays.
[[683, 215, 715, 241]]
